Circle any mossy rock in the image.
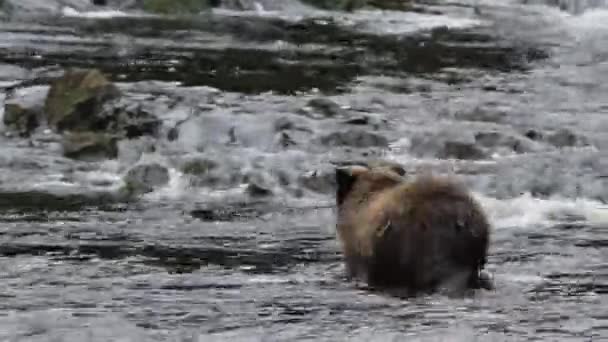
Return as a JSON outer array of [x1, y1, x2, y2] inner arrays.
[[44, 68, 121, 133], [62, 131, 119, 161], [141, 0, 213, 14]]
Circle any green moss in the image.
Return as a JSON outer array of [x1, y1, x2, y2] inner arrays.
[[44, 68, 120, 132], [142, 0, 212, 15]]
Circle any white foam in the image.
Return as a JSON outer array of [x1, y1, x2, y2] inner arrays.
[[60, 6, 136, 19], [564, 7, 608, 32], [336, 9, 487, 35], [476, 192, 608, 229]]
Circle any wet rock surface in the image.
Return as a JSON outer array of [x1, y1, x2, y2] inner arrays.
[[44, 68, 121, 132], [0, 1, 606, 341], [123, 162, 170, 195], [61, 131, 119, 160]]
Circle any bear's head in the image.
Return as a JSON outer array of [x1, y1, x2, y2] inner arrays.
[[335, 162, 405, 207]]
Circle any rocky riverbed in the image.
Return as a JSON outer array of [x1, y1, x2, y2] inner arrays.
[[0, 0, 607, 341]]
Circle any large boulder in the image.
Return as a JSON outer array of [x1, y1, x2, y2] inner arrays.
[[44, 68, 121, 133], [42, 68, 161, 141]]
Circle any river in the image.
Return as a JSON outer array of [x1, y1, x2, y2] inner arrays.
[[0, 0, 606, 341]]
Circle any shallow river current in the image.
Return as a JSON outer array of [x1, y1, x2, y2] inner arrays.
[[0, 0, 607, 341]]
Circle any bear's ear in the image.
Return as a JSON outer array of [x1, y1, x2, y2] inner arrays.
[[387, 164, 406, 176], [335, 165, 367, 206]]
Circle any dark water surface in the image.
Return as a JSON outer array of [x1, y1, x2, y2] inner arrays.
[[0, 0, 607, 341]]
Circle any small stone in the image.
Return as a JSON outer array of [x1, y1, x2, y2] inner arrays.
[[439, 141, 486, 160], [276, 132, 297, 149], [124, 163, 170, 195], [246, 182, 273, 197], [546, 128, 585, 148], [319, 129, 389, 148], [62, 131, 118, 161], [303, 98, 348, 119], [273, 117, 294, 132], [181, 158, 219, 176]]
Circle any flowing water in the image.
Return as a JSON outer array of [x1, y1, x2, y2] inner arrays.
[[0, 0, 607, 341]]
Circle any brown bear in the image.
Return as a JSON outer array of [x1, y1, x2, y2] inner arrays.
[[334, 162, 492, 296]]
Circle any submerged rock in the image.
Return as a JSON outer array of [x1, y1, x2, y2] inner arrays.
[[441, 141, 486, 160], [522, 128, 589, 149], [124, 163, 170, 195], [141, 0, 215, 14], [62, 131, 119, 161], [546, 128, 588, 148], [410, 132, 488, 160], [3, 86, 48, 136], [44, 68, 121, 133], [243, 172, 274, 198], [245, 181, 273, 197], [181, 158, 219, 176], [304, 98, 348, 119], [474, 131, 540, 154], [319, 129, 389, 148]]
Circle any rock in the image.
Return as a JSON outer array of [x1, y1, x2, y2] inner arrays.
[[141, 0, 214, 14], [455, 107, 507, 124], [44, 68, 161, 141], [343, 116, 369, 125], [181, 158, 219, 176], [99, 97, 162, 139], [246, 182, 273, 197], [440, 141, 486, 160], [275, 132, 297, 149], [546, 128, 587, 148], [319, 129, 389, 148], [3, 86, 49, 136], [524, 129, 543, 141], [273, 117, 294, 132], [474, 131, 538, 154], [44, 68, 121, 133], [244, 173, 273, 197], [304, 98, 348, 118], [299, 0, 366, 11], [124, 163, 170, 195], [62, 131, 119, 161], [410, 133, 488, 160]]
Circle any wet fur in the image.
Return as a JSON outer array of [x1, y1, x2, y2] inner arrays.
[[335, 164, 491, 296]]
